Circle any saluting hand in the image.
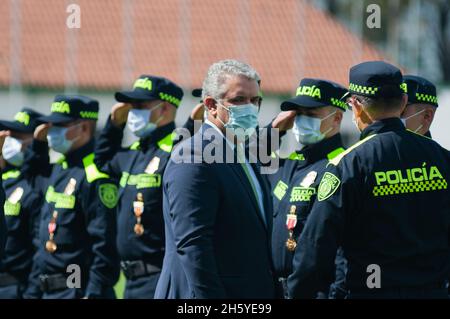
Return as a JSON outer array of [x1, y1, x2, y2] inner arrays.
[[272, 111, 296, 132], [34, 123, 52, 142], [190, 103, 205, 121], [0, 130, 11, 153], [111, 102, 132, 127]]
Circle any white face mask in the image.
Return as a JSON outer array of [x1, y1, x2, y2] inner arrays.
[[216, 102, 259, 140], [401, 109, 425, 133], [127, 103, 163, 138], [2, 136, 24, 167], [47, 124, 81, 154], [292, 111, 336, 145]]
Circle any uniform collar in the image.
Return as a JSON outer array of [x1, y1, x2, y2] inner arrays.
[[64, 139, 95, 166], [139, 122, 176, 151], [297, 133, 344, 164], [360, 117, 405, 140], [425, 130, 432, 139]]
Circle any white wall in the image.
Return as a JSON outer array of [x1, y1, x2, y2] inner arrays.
[[1, 87, 449, 153]]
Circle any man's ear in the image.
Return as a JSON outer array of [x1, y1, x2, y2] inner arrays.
[[203, 97, 217, 116], [333, 110, 343, 125], [423, 107, 436, 126]]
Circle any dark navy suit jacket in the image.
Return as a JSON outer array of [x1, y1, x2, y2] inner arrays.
[[154, 123, 276, 299]]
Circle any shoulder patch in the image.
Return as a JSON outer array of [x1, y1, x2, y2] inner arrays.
[[317, 172, 341, 201], [328, 134, 377, 166], [99, 183, 119, 209]]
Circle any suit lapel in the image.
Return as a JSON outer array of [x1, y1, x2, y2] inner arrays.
[[202, 123, 268, 230]]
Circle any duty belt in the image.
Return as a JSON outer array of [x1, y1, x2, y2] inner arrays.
[[39, 274, 69, 293], [120, 260, 161, 280]]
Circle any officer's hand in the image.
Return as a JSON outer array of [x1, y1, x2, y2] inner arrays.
[[111, 103, 132, 127], [34, 123, 51, 142], [272, 111, 296, 132], [0, 130, 11, 153], [190, 103, 205, 121]]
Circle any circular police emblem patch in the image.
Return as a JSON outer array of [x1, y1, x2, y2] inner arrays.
[[317, 172, 341, 201], [99, 183, 119, 209]]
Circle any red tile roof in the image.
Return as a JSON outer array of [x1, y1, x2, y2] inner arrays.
[[0, 0, 388, 93]]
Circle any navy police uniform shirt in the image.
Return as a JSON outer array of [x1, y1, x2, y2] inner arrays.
[[26, 139, 120, 297], [269, 133, 345, 278], [288, 118, 450, 298], [94, 118, 179, 266], [0, 165, 42, 296]]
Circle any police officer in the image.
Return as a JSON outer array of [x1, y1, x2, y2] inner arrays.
[[269, 79, 348, 299], [0, 109, 44, 298], [401, 75, 438, 138], [94, 75, 184, 299], [287, 61, 450, 299], [25, 95, 119, 299]]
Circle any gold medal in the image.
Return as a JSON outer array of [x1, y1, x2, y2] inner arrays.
[[45, 239, 57, 253], [134, 223, 144, 236], [286, 237, 297, 251], [133, 193, 144, 217]]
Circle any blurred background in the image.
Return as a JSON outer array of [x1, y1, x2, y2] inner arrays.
[[0, 0, 449, 155]]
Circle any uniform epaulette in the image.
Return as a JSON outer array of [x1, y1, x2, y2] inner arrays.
[[82, 153, 109, 183], [328, 134, 377, 166]]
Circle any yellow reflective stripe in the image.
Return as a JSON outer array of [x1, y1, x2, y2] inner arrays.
[[82, 153, 109, 183], [406, 129, 432, 140], [328, 134, 377, 166], [157, 133, 175, 153], [327, 147, 345, 160], [2, 170, 21, 181]]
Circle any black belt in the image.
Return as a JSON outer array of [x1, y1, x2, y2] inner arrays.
[[0, 273, 20, 287], [39, 274, 69, 293], [120, 261, 161, 280]]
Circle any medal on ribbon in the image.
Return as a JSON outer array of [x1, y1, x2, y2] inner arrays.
[[133, 193, 144, 236], [45, 211, 58, 253], [285, 205, 297, 252]]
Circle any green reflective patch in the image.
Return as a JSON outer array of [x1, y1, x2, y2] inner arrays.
[[4, 201, 21, 216], [157, 133, 175, 153], [2, 170, 20, 181], [290, 187, 316, 202], [45, 186, 76, 209], [83, 153, 109, 183], [130, 141, 140, 150], [14, 112, 30, 126], [99, 183, 118, 209], [51, 101, 70, 114], [273, 180, 288, 201], [120, 172, 161, 189], [327, 147, 345, 160], [288, 152, 305, 161], [317, 172, 341, 201], [373, 165, 447, 196]]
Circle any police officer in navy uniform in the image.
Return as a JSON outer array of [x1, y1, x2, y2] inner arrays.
[[24, 95, 119, 299], [0, 109, 44, 298], [94, 75, 185, 299], [269, 79, 348, 299], [288, 61, 450, 299], [401, 75, 439, 138]]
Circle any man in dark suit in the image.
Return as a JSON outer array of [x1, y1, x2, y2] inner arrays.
[[154, 59, 276, 299]]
